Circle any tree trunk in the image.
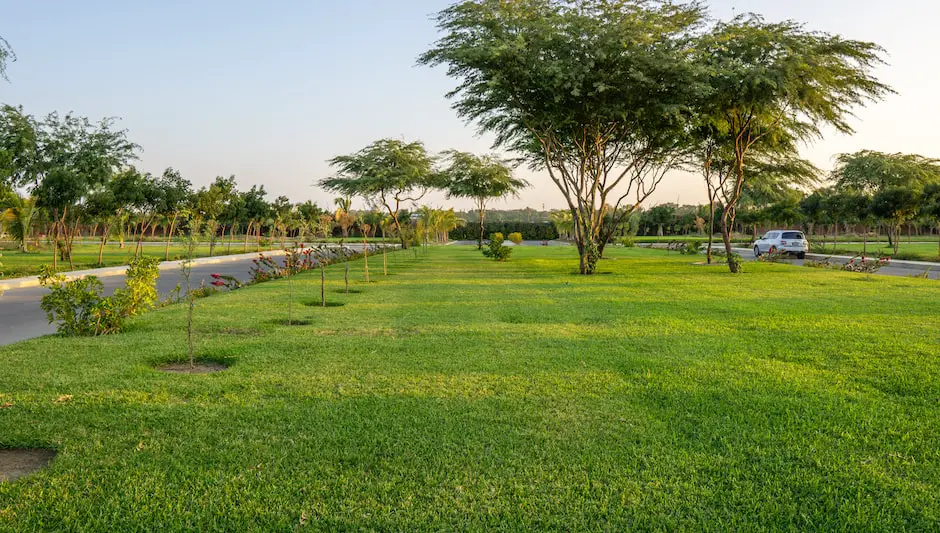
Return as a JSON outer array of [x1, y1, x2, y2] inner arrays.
[[51, 211, 59, 270], [97, 221, 113, 266], [721, 205, 738, 273], [706, 200, 715, 265], [363, 235, 369, 283], [165, 213, 178, 261], [478, 205, 486, 250]]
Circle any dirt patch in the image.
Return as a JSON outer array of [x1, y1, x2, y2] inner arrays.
[[271, 319, 313, 327], [0, 449, 56, 483], [159, 362, 228, 374], [303, 301, 345, 308]]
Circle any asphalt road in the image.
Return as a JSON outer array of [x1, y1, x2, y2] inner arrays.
[[731, 247, 940, 280], [0, 256, 268, 346]]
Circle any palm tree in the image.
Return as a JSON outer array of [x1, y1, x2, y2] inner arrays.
[[0, 191, 39, 252], [549, 210, 574, 240]]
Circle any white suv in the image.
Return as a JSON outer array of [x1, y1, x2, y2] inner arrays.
[[754, 230, 808, 259]]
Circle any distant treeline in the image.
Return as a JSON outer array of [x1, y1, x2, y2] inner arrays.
[[450, 222, 558, 241]]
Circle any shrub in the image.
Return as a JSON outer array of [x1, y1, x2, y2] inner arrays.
[[619, 237, 635, 248], [726, 252, 743, 273], [680, 240, 702, 255], [507, 232, 523, 245], [39, 256, 160, 336], [842, 256, 889, 273], [482, 232, 513, 261]]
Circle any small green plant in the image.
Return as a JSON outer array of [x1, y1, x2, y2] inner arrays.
[[39, 256, 161, 336], [507, 232, 523, 245], [482, 232, 513, 261], [619, 237, 635, 248], [680, 240, 702, 255], [726, 252, 743, 273]]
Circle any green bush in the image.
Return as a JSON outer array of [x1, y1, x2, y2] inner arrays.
[[680, 240, 702, 255], [507, 232, 523, 245], [482, 232, 513, 262], [39, 256, 161, 336], [619, 237, 635, 248]]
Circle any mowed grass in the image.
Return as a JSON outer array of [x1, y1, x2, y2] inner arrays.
[[0, 243, 262, 279], [815, 241, 940, 262], [1, 246, 939, 530]]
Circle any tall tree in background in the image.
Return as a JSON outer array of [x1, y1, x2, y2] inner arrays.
[[832, 151, 940, 249], [157, 168, 193, 260], [321, 139, 433, 248], [440, 151, 527, 249], [0, 36, 14, 82], [421, 0, 702, 273], [695, 15, 891, 272], [0, 105, 38, 189], [241, 185, 269, 251], [923, 183, 940, 257]]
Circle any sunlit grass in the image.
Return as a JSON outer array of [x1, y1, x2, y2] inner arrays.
[[1, 246, 938, 529]]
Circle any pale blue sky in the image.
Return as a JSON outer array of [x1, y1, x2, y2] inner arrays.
[[1, 0, 936, 210]]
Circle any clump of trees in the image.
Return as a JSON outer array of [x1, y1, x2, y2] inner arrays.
[[422, 0, 891, 274], [319, 139, 529, 251]]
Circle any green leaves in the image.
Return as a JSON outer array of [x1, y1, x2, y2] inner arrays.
[[440, 150, 527, 204], [322, 139, 433, 200]]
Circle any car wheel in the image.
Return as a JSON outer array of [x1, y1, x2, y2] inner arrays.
[[797, 252, 805, 260], [753, 246, 760, 257]]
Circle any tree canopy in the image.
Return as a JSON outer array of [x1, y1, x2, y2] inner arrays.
[[440, 151, 528, 248], [320, 138, 434, 247], [421, 0, 705, 273], [692, 14, 892, 271]]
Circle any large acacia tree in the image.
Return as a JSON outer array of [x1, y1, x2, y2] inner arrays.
[[320, 139, 433, 248], [694, 15, 892, 272], [440, 151, 528, 249], [421, 0, 703, 274]]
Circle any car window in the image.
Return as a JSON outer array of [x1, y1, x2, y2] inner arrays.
[[782, 231, 804, 239], [766, 232, 779, 239]]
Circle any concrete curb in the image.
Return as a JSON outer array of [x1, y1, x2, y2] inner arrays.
[[0, 250, 288, 291]]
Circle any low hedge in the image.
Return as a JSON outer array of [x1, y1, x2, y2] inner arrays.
[[451, 222, 559, 241]]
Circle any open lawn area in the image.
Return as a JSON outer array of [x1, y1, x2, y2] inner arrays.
[[814, 241, 940, 262], [1, 246, 939, 529], [0, 243, 266, 279]]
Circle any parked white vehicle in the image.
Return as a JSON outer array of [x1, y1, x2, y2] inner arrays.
[[753, 230, 808, 259]]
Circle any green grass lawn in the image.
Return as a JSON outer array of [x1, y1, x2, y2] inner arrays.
[[0, 243, 268, 279], [1, 247, 939, 529], [812, 241, 940, 262]]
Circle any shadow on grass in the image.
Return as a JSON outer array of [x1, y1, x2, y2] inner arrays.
[[302, 301, 346, 308]]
